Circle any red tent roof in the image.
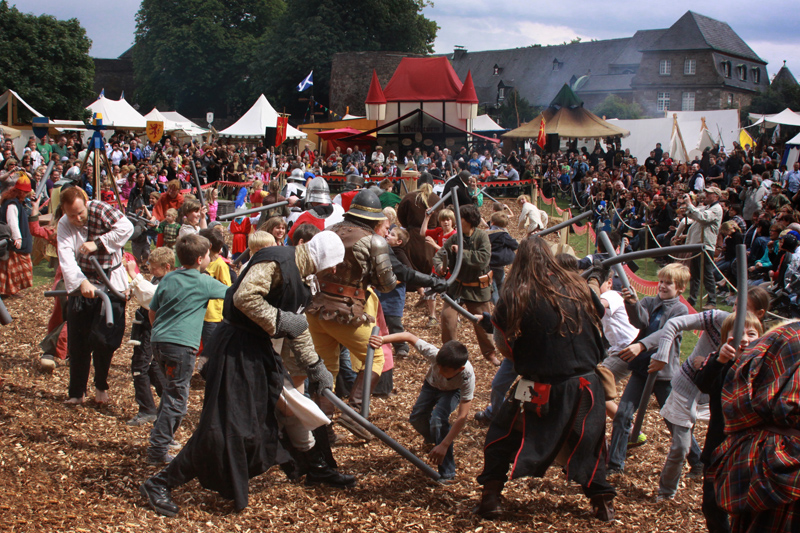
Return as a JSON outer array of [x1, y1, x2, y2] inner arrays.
[[383, 57, 464, 102], [365, 70, 386, 105], [316, 127, 366, 140], [456, 71, 478, 104]]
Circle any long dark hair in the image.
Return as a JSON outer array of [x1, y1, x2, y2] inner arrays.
[[498, 237, 598, 339]]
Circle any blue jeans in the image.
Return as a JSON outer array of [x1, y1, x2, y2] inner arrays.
[[149, 342, 197, 460], [409, 381, 461, 479], [491, 267, 505, 305], [608, 372, 701, 471], [483, 357, 517, 420]]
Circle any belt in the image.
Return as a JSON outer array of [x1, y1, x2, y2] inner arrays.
[[319, 280, 366, 299], [458, 270, 493, 287]]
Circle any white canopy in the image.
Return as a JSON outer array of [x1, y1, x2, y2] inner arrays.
[[342, 113, 365, 120], [219, 94, 306, 140], [142, 108, 208, 136], [0, 89, 85, 129], [86, 95, 147, 130], [789, 132, 800, 146], [472, 114, 506, 132], [668, 110, 739, 153], [749, 108, 800, 128]]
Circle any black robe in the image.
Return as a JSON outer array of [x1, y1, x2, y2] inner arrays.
[[163, 246, 310, 510]]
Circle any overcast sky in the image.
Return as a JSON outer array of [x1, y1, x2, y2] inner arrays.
[[10, 0, 799, 79]]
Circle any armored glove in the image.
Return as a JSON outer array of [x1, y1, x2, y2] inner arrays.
[[306, 358, 334, 391], [274, 310, 309, 339]]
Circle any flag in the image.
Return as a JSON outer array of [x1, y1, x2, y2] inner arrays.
[[739, 128, 755, 150], [99, 88, 105, 98], [297, 71, 313, 92], [275, 116, 288, 146], [536, 118, 546, 148]]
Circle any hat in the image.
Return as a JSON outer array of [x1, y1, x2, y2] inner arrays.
[[703, 186, 722, 196], [782, 230, 800, 240], [347, 189, 386, 221], [305, 230, 345, 272], [14, 174, 31, 192]]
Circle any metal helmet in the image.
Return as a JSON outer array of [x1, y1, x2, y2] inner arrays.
[[306, 176, 331, 204], [347, 189, 386, 221], [344, 172, 365, 190], [288, 168, 305, 182]]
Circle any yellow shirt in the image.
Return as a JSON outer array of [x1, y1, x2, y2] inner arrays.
[[204, 256, 232, 322]]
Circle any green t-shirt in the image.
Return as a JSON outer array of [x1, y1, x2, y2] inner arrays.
[[37, 142, 53, 164], [52, 143, 68, 160], [150, 268, 230, 349]]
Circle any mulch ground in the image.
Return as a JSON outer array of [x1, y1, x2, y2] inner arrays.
[[0, 198, 708, 532]]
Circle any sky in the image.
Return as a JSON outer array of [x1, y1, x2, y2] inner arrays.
[[9, 0, 800, 80]]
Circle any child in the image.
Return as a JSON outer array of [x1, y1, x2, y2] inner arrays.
[[146, 233, 230, 464], [250, 180, 267, 207], [420, 208, 456, 327], [100, 180, 115, 203], [290, 223, 320, 246], [261, 216, 287, 246], [207, 188, 219, 223], [607, 262, 691, 474], [517, 194, 548, 234], [369, 332, 473, 480], [158, 208, 181, 249], [178, 199, 207, 239], [248, 230, 275, 254], [378, 227, 412, 358], [196, 228, 233, 373], [486, 212, 518, 304], [125, 247, 174, 426]]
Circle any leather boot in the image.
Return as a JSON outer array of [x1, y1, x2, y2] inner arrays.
[[472, 480, 504, 518], [140, 470, 179, 517], [590, 493, 615, 522], [303, 445, 356, 488]]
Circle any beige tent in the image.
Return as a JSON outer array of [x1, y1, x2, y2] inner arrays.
[[504, 84, 629, 140]]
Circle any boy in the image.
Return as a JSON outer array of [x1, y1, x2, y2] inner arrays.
[[146, 233, 230, 464], [517, 194, 548, 234], [486, 212, 518, 304], [248, 230, 276, 254], [125, 247, 174, 426], [379, 227, 412, 358], [420, 208, 456, 327], [196, 228, 233, 373], [178, 199, 207, 239], [157, 208, 181, 249], [369, 332, 473, 480], [606, 262, 691, 474]]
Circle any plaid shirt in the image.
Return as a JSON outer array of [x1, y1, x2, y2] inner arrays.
[[77, 200, 124, 280], [709, 322, 800, 530]]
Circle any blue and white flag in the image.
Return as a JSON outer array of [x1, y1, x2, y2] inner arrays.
[[297, 71, 313, 92]]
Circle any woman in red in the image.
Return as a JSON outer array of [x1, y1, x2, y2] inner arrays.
[[0, 174, 34, 295], [229, 214, 251, 260]]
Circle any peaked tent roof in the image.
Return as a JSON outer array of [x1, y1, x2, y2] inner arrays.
[[383, 57, 464, 102], [550, 84, 584, 108], [472, 115, 506, 132], [365, 70, 387, 104], [788, 131, 800, 145], [643, 11, 764, 63], [144, 109, 208, 135], [751, 108, 800, 128], [143, 108, 181, 131], [0, 89, 84, 128], [86, 95, 147, 129], [219, 94, 306, 139]]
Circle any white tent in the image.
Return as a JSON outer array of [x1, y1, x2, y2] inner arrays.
[[160, 111, 208, 136], [472, 114, 506, 132], [669, 109, 739, 153], [608, 117, 676, 161], [86, 94, 147, 130], [219, 94, 306, 140], [784, 131, 800, 169], [749, 108, 800, 128]]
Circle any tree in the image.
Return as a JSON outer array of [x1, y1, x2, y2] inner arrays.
[[495, 90, 540, 129], [254, 0, 438, 118], [0, 1, 94, 120], [744, 80, 800, 117], [133, 0, 285, 117], [592, 95, 643, 120]]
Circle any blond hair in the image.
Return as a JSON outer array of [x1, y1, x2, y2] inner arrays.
[[657, 263, 691, 292], [166, 208, 178, 219], [438, 209, 455, 224], [148, 246, 175, 268], [248, 230, 275, 253], [720, 311, 764, 342], [383, 207, 397, 224]]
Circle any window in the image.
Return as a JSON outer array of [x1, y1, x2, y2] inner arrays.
[[722, 61, 731, 78], [493, 64, 501, 76], [737, 65, 747, 81], [498, 87, 505, 102], [682, 92, 696, 111], [753, 67, 761, 84], [552, 58, 562, 71], [657, 92, 670, 111], [659, 59, 671, 75], [726, 93, 734, 107], [684, 59, 696, 75]]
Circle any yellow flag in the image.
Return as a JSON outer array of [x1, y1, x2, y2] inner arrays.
[[739, 128, 755, 150]]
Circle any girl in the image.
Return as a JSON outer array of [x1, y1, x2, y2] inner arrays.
[[0, 174, 33, 295], [261, 216, 287, 246]]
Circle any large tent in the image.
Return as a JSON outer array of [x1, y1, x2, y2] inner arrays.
[[86, 94, 147, 130], [219, 94, 306, 140], [503, 84, 629, 140], [784, 131, 800, 168], [143, 108, 208, 137], [472, 114, 506, 133], [669, 109, 739, 153], [608, 115, 720, 163], [748, 108, 800, 128]]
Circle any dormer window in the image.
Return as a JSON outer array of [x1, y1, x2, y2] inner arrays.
[[752, 67, 761, 84], [737, 64, 747, 81], [552, 59, 562, 71], [493, 64, 501, 76], [659, 59, 671, 76], [721, 61, 731, 78]]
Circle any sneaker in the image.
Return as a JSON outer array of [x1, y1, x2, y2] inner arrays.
[[127, 413, 157, 426], [39, 354, 56, 372], [425, 317, 439, 328], [628, 432, 647, 448], [655, 494, 674, 503], [146, 453, 175, 466], [474, 411, 491, 427]]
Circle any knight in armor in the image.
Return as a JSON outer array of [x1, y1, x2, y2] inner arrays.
[[305, 189, 397, 437], [140, 231, 354, 518], [332, 172, 364, 211], [287, 176, 344, 242]]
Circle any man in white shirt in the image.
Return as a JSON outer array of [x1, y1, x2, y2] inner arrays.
[[57, 186, 133, 405]]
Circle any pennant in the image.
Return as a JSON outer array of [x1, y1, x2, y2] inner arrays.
[[739, 128, 754, 150], [297, 71, 313, 92], [537, 118, 547, 148], [99, 88, 105, 98], [275, 116, 288, 146]]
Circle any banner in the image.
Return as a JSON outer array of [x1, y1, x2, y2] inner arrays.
[[537, 118, 547, 148], [275, 116, 288, 146]]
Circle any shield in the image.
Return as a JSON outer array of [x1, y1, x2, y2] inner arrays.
[[147, 121, 164, 143], [32, 117, 50, 140]]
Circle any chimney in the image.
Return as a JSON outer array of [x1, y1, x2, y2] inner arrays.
[[453, 45, 467, 60]]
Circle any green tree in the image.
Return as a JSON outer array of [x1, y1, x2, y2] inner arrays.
[[496, 90, 540, 129], [133, 0, 285, 117], [592, 95, 643, 120], [254, 0, 438, 118], [0, 1, 94, 120], [744, 80, 800, 117]]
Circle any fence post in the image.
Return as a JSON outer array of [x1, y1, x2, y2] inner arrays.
[[697, 251, 705, 312], [644, 227, 649, 276]]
